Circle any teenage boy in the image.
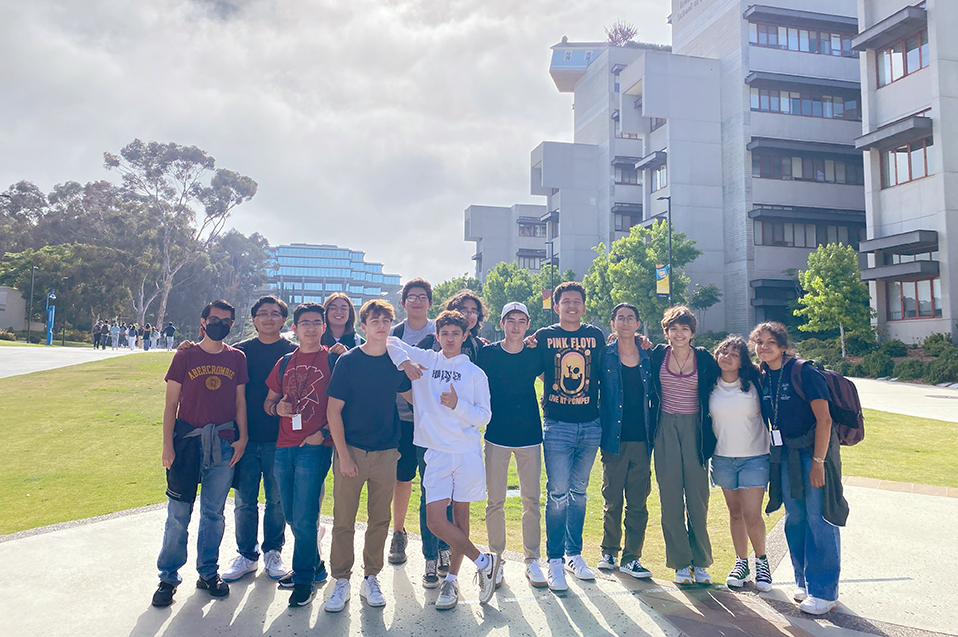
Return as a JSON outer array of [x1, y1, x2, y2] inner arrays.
[[477, 302, 547, 588], [387, 279, 438, 578], [152, 300, 249, 607], [223, 296, 296, 583], [323, 300, 412, 612], [386, 310, 499, 610], [264, 302, 335, 608], [534, 281, 604, 592]]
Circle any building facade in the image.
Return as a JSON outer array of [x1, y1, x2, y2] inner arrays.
[[268, 243, 402, 310], [852, 0, 957, 343], [464, 204, 547, 284]]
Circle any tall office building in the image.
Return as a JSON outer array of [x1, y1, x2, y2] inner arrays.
[[852, 0, 957, 343], [464, 204, 547, 284], [267, 243, 402, 309]]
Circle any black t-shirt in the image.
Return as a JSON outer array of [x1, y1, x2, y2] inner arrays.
[[235, 337, 297, 443], [326, 346, 412, 451], [477, 342, 543, 447], [619, 363, 646, 442], [535, 323, 604, 423], [761, 358, 829, 439]]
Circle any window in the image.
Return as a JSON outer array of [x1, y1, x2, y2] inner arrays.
[[615, 166, 639, 185], [517, 256, 542, 270], [749, 87, 860, 121], [615, 213, 640, 232], [881, 136, 934, 188], [564, 51, 572, 61], [878, 29, 929, 86], [584, 51, 593, 62], [651, 164, 668, 192], [884, 250, 939, 265], [749, 21, 857, 58], [650, 117, 667, 132], [752, 154, 864, 185], [887, 278, 942, 320], [754, 220, 860, 249], [518, 223, 547, 237]]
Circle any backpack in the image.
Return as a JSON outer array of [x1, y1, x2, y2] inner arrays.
[[278, 352, 294, 383], [790, 358, 864, 446]]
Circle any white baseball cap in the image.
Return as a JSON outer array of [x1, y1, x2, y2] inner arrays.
[[500, 301, 530, 320]]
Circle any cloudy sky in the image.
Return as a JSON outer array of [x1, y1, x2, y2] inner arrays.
[[0, 0, 670, 284]]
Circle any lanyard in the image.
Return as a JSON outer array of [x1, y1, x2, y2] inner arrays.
[[770, 366, 785, 429]]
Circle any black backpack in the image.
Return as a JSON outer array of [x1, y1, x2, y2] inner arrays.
[[791, 359, 865, 446]]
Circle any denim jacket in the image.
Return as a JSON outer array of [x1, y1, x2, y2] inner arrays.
[[600, 337, 652, 455]]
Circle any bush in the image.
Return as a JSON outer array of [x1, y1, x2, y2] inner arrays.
[[845, 330, 877, 356], [861, 351, 894, 378], [925, 349, 958, 385], [848, 363, 865, 378], [880, 339, 908, 357], [827, 359, 852, 375], [893, 358, 926, 381], [0, 331, 16, 341], [694, 331, 729, 355], [923, 333, 957, 357]]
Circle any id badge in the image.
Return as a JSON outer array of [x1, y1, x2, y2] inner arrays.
[[771, 429, 783, 447], [292, 414, 303, 431]]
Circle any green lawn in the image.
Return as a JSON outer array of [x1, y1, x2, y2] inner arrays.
[[1, 354, 955, 579]]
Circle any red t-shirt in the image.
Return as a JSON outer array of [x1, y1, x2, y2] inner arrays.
[[164, 343, 249, 439], [265, 347, 332, 448]]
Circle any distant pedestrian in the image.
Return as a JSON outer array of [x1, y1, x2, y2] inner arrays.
[[163, 322, 177, 350], [143, 324, 153, 352], [111, 322, 121, 350], [151, 327, 160, 350], [93, 322, 103, 350], [128, 324, 137, 350]]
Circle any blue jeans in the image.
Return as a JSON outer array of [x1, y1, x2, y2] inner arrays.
[[157, 437, 235, 584], [274, 444, 332, 585], [542, 418, 601, 560], [233, 441, 286, 561], [416, 445, 450, 561], [781, 449, 841, 601]]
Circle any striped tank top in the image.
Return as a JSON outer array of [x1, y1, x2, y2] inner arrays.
[[659, 347, 699, 415]]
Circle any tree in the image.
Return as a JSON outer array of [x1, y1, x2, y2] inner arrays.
[[605, 20, 638, 46], [583, 244, 615, 326], [0, 181, 47, 258], [481, 262, 576, 334], [687, 283, 722, 333], [794, 243, 874, 358], [428, 274, 482, 319], [104, 139, 258, 327]]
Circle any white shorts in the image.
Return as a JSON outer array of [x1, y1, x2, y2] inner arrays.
[[422, 448, 486, 504]]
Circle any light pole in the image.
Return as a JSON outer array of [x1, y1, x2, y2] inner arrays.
[[27, 265, 38, 344], [657, 195, 673, 303]]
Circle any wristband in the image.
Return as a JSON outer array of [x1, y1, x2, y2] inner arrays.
[[813, 456, 825, 464]]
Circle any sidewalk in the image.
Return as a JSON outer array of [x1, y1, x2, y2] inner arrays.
[[0, 343, 135, 379], [851, 377, 958, 423]]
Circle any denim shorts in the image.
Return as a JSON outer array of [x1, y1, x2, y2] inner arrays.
[[710, 454, 770, 490]]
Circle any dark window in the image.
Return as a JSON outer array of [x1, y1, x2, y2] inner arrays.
[[877, 29, 929, 87]]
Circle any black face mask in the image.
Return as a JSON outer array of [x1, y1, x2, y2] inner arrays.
[[204, 321, 231, 342]]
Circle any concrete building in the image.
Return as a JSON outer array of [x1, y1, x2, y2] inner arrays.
[[0, 286, 27, 331], [464, 204, 547, 284], [267, 243, 402, 310], [852, 0, 957, 343], [466, 1, 871, 334]]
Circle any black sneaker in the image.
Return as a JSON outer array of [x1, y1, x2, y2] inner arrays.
[[279, 564, 327, 590], [278, 571, 295, 589], [726, 558, 749, 588], [388, 530, 408, 564], [438, 549, 451, 576], [288, 583, 316, 607], [152, 582, 177, 607], [196, 574, 230, 597], [422, 559, 440, 589]]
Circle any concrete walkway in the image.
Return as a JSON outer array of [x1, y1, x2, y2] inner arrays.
[[0, 344, 136, 379], [851, 377, 958, 423]]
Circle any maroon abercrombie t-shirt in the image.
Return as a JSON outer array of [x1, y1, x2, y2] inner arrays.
[[165, 343, 249, 440], [265, 347, 332, 448]]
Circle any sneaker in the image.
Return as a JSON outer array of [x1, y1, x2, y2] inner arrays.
[[674, 568, 693, 585], [547, 559, 568, 592], [435, 579, 459, 610], [475, 553, 501, 604], [726, 557, 749, 588], [495, 559, 504, 589], [792, 586, 808, 602], [222, 555, 258, 582], [264, 550, 288, 580], [151, 582, 176, 607], [619, 559, 652, 579], [324, 578, 351, 612], [279, 565, 327, 590], [597, 553, 616, 570], [278, 572, 295, 589], [799, 596, 837, 615], [693, 567, 712, 584], [754, 556, 773, 592], [196, 574, 230, 597], [565, 554, 596, 581], [388, 530, 408, 564], [288, 583, 316, 608], [438, 549, 451, 575], [361, 575, 386, 607], [422, 559, 441, 589], [525, 561, 548, 588]]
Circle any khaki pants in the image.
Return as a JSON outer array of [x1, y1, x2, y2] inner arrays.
[[330, 446, 399, 580], [654, 413, 712, 570], [600, 440, 652, 564], [484, 441, 541, 561]]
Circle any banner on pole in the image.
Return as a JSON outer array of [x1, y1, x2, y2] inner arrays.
[[542, 289, 552, 311], [655, 264, 670, 299]]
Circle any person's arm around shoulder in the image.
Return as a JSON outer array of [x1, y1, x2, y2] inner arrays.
[[387, 336, 430, 380]]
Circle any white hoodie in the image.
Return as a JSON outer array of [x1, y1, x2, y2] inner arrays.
[[386, 336, 491, 454]]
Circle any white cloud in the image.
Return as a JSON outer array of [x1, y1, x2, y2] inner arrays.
[[0, 0, 670, 283]]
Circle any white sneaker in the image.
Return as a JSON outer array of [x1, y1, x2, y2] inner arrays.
[[525, 561, 548, 588], [693, 567, 712, 584], [475, 553, 500, 604], [793, 586, 808, 602], [324, 578, 351, 612], [263, 550, 288, 580], [674, 567, 693, 584], [597, 553, 616, 570], [360, 575, 386, 607], [799, 596, 837, 615], [495, 559, 504, 589], [547, 558, 568, 592], [565, 555, 596, 580], [435, 579, 458, 610], [222, 555, 258, 582]]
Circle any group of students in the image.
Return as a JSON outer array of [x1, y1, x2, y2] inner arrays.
[[151, 278, 846, 617], [91, 320, 177, 350]]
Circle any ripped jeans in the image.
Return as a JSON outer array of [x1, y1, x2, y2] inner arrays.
[[542, 418, 601, 560]]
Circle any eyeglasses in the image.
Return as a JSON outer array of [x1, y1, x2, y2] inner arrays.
[[296, 320, 325, 328], [406, 295, 429, 303], [206, 318, 231, 326], [255, 312, 285, 319]]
